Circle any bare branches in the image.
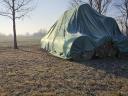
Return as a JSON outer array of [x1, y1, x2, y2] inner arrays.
[[0, 12, 12, 19], [70, 0, 86, 7], [116, 16, 125, 33], [94, 0, 112, 14], [0, 0, 36, 20], [115, 0, 128, 34], [88, 0, 94, 7], [70, 0, 112, 15]]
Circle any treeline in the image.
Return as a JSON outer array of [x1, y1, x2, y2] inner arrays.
[[0, 28, 47, 38]]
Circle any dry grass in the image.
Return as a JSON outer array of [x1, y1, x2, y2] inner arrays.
[[0, 46, 127, 96], [0, 37, 128, 96]]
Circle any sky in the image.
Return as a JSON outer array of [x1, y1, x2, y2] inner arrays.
[[0, 0, 121, 35]]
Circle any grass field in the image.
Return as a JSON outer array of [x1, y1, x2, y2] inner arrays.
[[0, 36, 41, 48], [0, 36, 128, 96]]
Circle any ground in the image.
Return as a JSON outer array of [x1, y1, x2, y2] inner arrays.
[[0, 37, 128, 96]]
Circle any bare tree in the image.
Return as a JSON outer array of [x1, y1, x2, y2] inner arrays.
[[115, 0, 128, 35], [70, 0, 112, 15], [94, 0, 112, 14], [88, 0, 94, 7], [70, 0, 84, 7], [0, 0, 36, 49], [116, 16, 125, 33]]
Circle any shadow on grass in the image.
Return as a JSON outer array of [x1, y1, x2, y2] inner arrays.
[[78, 58, 128, 78]]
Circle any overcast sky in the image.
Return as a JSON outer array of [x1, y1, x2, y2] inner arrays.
[[0, 0, 121, 35]]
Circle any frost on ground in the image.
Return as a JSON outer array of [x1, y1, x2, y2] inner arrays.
[[0, 46, 128, 96]]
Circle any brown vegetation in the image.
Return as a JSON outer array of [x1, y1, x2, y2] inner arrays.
[[0, 38, 127, 96]]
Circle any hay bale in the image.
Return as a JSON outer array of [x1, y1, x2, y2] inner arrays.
[[118, 52, 128, 59], [71, 53, 83, 62], [82, 50, 95, 60], [96, 41, 117, 58], [71, 50, 94, 61]]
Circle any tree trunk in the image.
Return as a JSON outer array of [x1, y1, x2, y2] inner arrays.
[[126, 16, 128, 35], [125, 1, 128, 35], [89, 0, 93, 7], [98, 0, 102, 14], [13, 16, 18, 49], [12, 0, 18, 49]]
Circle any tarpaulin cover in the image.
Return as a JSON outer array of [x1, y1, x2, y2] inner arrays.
[[41, 4, 128, 59]]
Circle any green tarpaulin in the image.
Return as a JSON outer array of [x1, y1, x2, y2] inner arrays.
[[41, 4, 128, 59]]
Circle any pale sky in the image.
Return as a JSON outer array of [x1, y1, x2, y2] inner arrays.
[[0, 0, 121, 35]]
